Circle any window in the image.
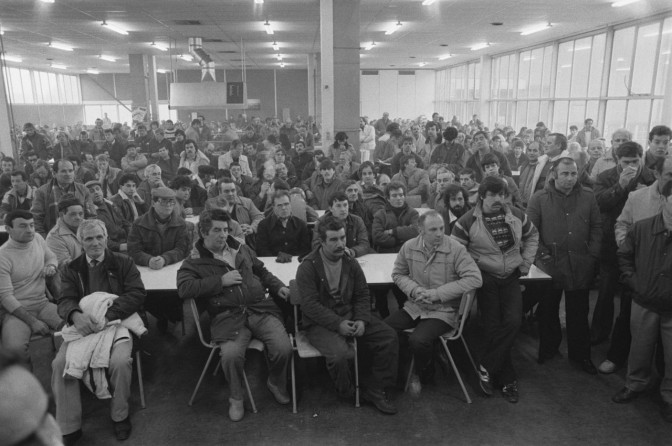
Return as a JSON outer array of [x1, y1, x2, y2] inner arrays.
[[608, 27, 636, 97]]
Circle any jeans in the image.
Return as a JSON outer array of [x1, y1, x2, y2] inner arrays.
[[538, 288, 591, 362], [52, 338, 133, 435], [218, 312, 292, 400], [2, 300, 62, 364], [384, 310, 451, 376], [306, 315, 398, 394], [478, 271, 522, 385]]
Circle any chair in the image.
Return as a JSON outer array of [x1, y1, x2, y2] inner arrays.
[[187, 299, 261, 411], [403, 289, 478, 404], [288, 280, 359, 414]]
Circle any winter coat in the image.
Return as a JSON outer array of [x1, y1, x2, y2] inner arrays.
[[127, 209, 189, 266], [30, 180, 95, 237], [371, 203, 419, 253], [311, 212, 372, 257]]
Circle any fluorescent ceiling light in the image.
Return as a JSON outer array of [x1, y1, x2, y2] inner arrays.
[[611, 0, 641, 7], [422, 0, 437, 5], [48, 42, 74, 52], [101, 21, 128, 35], [1, 54, 22, 63], [264, 20, 274, 35], [87, 69, 100, 74], [523, 56, 535, 62], [179, 54, 194, 62], [51, 64, 67, 70], [40, 0, 55, 3], [561, 64, 572, 68], [272, 41, 279, 51], [275, 54, 283, 60], [438, 53, 452, 60], [521, 23, 552, 36], [255, 0, 264, 3], [385, 21, 402, 36], [99, 55, 117, 62], [279, 62, 285, 68], [150, 42, 168, 51], [418, 62, 427, 67], [0, 26, 4, 36], [364, 41, 376, 51], [615, 67, 630, 71], [157, 69, 169, 74], [470, 42, 490, 51]]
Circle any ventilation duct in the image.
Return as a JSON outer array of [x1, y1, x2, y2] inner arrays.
[[188, 37, 216, 81]]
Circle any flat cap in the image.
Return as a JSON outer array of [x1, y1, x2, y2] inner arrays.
[[151, 187, 176, 199]]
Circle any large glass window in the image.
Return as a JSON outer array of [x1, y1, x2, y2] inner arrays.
[[4, 68, 80, 105], [570, 37, 592, 98], [608, 27, 636, 97]]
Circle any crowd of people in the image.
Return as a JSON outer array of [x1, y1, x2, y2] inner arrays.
[[1, 109, 671, 445]]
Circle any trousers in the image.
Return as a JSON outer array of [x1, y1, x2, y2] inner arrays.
[[1, 300, 62, 363], [538, 288, 591, 362]]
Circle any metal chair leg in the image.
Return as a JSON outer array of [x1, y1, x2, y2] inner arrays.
[[353, 338, 360, 408], [243, 371, 257, 414], [460, 337, 479, 375], [291, 354, 297, 414], [404, 356, 415, 392], [442, 340, 472, 404], [135, 350, 146, 409], [189, 348, 218, 406]]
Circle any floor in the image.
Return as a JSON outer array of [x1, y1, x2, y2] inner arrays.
[[30, 290, 672, 446]]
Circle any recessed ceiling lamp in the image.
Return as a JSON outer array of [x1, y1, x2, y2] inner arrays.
[[611, 0, 641, 7], [1, 54, 22, 63], [385, 21, 402, 35], [279, 62, 285, 68], [51, 63, 67, 70], [470, 42, 490, 51], [99, 55, 117, 62], [264, 20, 274, 35], [275, 54, 283, 60], [179, 54, 194, 62], [364, 41, 376, 51], [157, 68, 169, 74], [87, 69, 100, 74], [0, 25, 4, 36], [40, 0, 55, 3], [48, 42, 74, 52], [418, 62, 427, 67], [422, 0, 437, 5], [520, 22, 552, 36], [272, 41, 279, 51], [438, 53, 452, 60], [101, 21, 128, 35], [150, 42, 168, 51], [255, 0, 264, 3]]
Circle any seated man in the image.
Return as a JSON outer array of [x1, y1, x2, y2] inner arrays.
[[207, 177, 263, 247], [441, 184, 471, 234], [136, 164, 165, 204], [46, 194, 84, 267], [52, 219, 146, 444], [371, 182, 419, 253], [0, 210, 61, 366], [303, 159, 343, 211], [342, 180, 371, 227], [0, 170, 36, 219], [85, 180, 131, 253], [428, 167, 456, 213], [458, 168, 480, 206], [481, 153, 522, 207], [256, 190, 311, 257], [386, 210, 482, 396], [169, 175, 198, 218], [296, 217, 399, 414], [391, 155, 430, 205], [120, 143, 148, 180], [311, 191, 371, 257], [177, 209, 293, 422], [110, 173, 148, 223]]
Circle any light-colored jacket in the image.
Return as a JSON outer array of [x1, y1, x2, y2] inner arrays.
[[179, 150, 211, 175], [393, 235, 482, 327], [45, 218, 82, 266], [590, 148, 617, 182], [218, 152, 252, 177], [614, 181, 666, 247]]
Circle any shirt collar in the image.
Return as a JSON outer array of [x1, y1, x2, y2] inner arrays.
[[86, 252, 105, 265]]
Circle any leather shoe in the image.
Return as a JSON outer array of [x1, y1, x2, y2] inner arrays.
[[113, 417, 132, 441], [228, 398, 245, 421], [598, 359, 619, 374], [575, 359, 597, 375], [361, 388, 398, 415], [267, 379, 291, 405], [661, 402, 672, 423], [612, 387, 643, 404], [62, 429, 82, 446]]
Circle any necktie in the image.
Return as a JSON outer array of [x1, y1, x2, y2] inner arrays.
[[90, 259, 99, 268]]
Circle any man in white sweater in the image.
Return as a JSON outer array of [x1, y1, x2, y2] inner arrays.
[[0, 210, 62, 366]]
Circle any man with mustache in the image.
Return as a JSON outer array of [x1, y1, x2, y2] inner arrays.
[[452, 177, 538, 403], [441, 184, 470, 234]]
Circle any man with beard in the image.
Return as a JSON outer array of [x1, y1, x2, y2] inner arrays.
[[85, 180, 131, 252], [527, 157, 602, 374], [441, 184, 470, 234]]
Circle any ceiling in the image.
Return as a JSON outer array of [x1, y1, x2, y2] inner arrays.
[[0, 0, 670, 74]]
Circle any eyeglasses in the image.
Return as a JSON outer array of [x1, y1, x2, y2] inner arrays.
[[157, 199, 177, 207]]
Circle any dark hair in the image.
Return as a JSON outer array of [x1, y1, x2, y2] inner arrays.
[[104, 128, 113, 135], [649, 125, 672, 142], [328, 191, 349, 206], [52, 158, 73, 172], [136, 124, 147, 130], [458, 168, 476, 179], [615, 141, 644, 159], [478, 176, 508, 200], [230, 139, 242, 149], [443, 184, 468, 208], [118, 173, 139, 186], [319, 159, 335, 171], [125, 143, 137, 151], [662, 179, 672, 198], [266, 134, 278, 145], [198, 209, 231, 237], [66, 155, 82, 165], [10, 170, 27, 181], [273, 179, 290, 191], [473, 130, 489, 141], [334, 131, 348, 143], [174, 129, 186, 138], [169, 175, 194, 190], [176, 167, 193, 176], [359, 161, 375, 176], [24, 151, 37, 159], [318, 216, 345, 242], [275, 149, 286, 157], [511, 138, 525, 149], [443, 127, 458, 142], [653, 156, 672, 175], [569, 125, 578, 131], [273, 190, 291, 203], [549, 133, 568, 151], [400, 154, 416, 169], [4, 209, 33, 227], [184, 139, 198, 149], [400, 136, 414, 146], [1, 157, 15, 166], [197, 165, 216, 176], [217, 168, 231, 179], [191, 119, 201, 126], [385, 181, 407, 198], [480, 152, 500, 168]]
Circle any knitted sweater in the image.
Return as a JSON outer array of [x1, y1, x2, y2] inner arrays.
[[0, 236, 57, 313]]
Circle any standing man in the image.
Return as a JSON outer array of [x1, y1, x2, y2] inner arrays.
[[0, 210, 61, 366], [591, 129, 631, 181], [374, 112, 391, 139], [518, 142, 542, 207], [359, 117, 375, 162], [591, 142, 655, 345], [525, 133, 571, 200], [386, 211, 482, 397], [219, 140, 253, 177], [52, 219, 146, 443], [465, 131, 512, 183], [296, 217, 400, 414], [643, 125, 671, 170], [527, 157, 602, 373], [177, 209, 293, 422], [452, 177, 538, 402], [576, 118, 601, 149]]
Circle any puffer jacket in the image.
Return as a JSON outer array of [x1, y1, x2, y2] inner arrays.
[[451, 202, 539, 279], [371, 203, 419, 253], [127, 209, 189, 266], [527, 180, 602, 290], [177, 238, 285, 342]]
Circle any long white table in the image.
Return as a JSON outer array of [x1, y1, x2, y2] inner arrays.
[[138, 255, 550, 291]]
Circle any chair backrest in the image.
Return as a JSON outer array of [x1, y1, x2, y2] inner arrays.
[[189, 299, 213, 348], [289, 279, 301, 335], [453, 289, 476, 338]]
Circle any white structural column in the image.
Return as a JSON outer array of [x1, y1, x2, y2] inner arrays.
[[0, 65, 14, 157], [663, 43, 672, 126], [146, 55, 160, 121], [480, 55, 492, 124], [307, 53, 318, 120], [320, 0, 335, 146]]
